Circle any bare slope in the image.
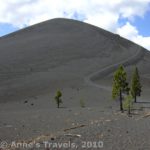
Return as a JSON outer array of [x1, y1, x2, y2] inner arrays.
[[0, 18, 147, 102]]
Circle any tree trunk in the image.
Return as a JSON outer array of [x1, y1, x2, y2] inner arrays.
[[134, 95, 137, 103], [119, 89, 123, 112], [128, 105, 131, 115], [57, 101, 59, 108]]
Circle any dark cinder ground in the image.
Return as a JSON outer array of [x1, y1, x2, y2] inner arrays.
[[0, 18, 150, 150]]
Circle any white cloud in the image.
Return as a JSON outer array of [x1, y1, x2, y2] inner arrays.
[[117, 22, 138, 39], [0, 0, 150, 27], [117, 22, 150, 50], [0, 0, 150, 49], [84, 12, 119, 32]]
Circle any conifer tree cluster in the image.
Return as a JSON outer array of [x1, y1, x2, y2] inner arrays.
[[112, 65, 142, 115]]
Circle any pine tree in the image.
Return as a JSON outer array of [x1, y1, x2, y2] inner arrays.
[[54, 90, 62, 108], [131, 67, 142, 103], [112, 65, 129, 112], [123, 92, 133, 115]]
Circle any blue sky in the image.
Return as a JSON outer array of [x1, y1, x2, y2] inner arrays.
[[0, 23, 18, 36], [0, 0, 150, 50], [132, 11, 150, 36]]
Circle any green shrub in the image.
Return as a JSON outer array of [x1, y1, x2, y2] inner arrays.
[[123, 93, 133, 115], [80, 99, 85, 108]]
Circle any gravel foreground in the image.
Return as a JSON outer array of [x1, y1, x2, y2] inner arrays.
[[32, 112, 150, 150], [2, 108, 150, 150]]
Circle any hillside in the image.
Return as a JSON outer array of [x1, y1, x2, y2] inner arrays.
[[0, 18, 147, 102], [1, 18, 150, 149]]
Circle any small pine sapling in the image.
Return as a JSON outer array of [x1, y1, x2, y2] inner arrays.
[[123, 92, 133, 116], [54, 90, 62, 108]]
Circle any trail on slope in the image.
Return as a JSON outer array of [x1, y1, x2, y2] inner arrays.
[[85, 45, 145, 91]]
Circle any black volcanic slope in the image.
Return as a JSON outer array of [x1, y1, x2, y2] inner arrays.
[[0, 18, 147, 102]]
